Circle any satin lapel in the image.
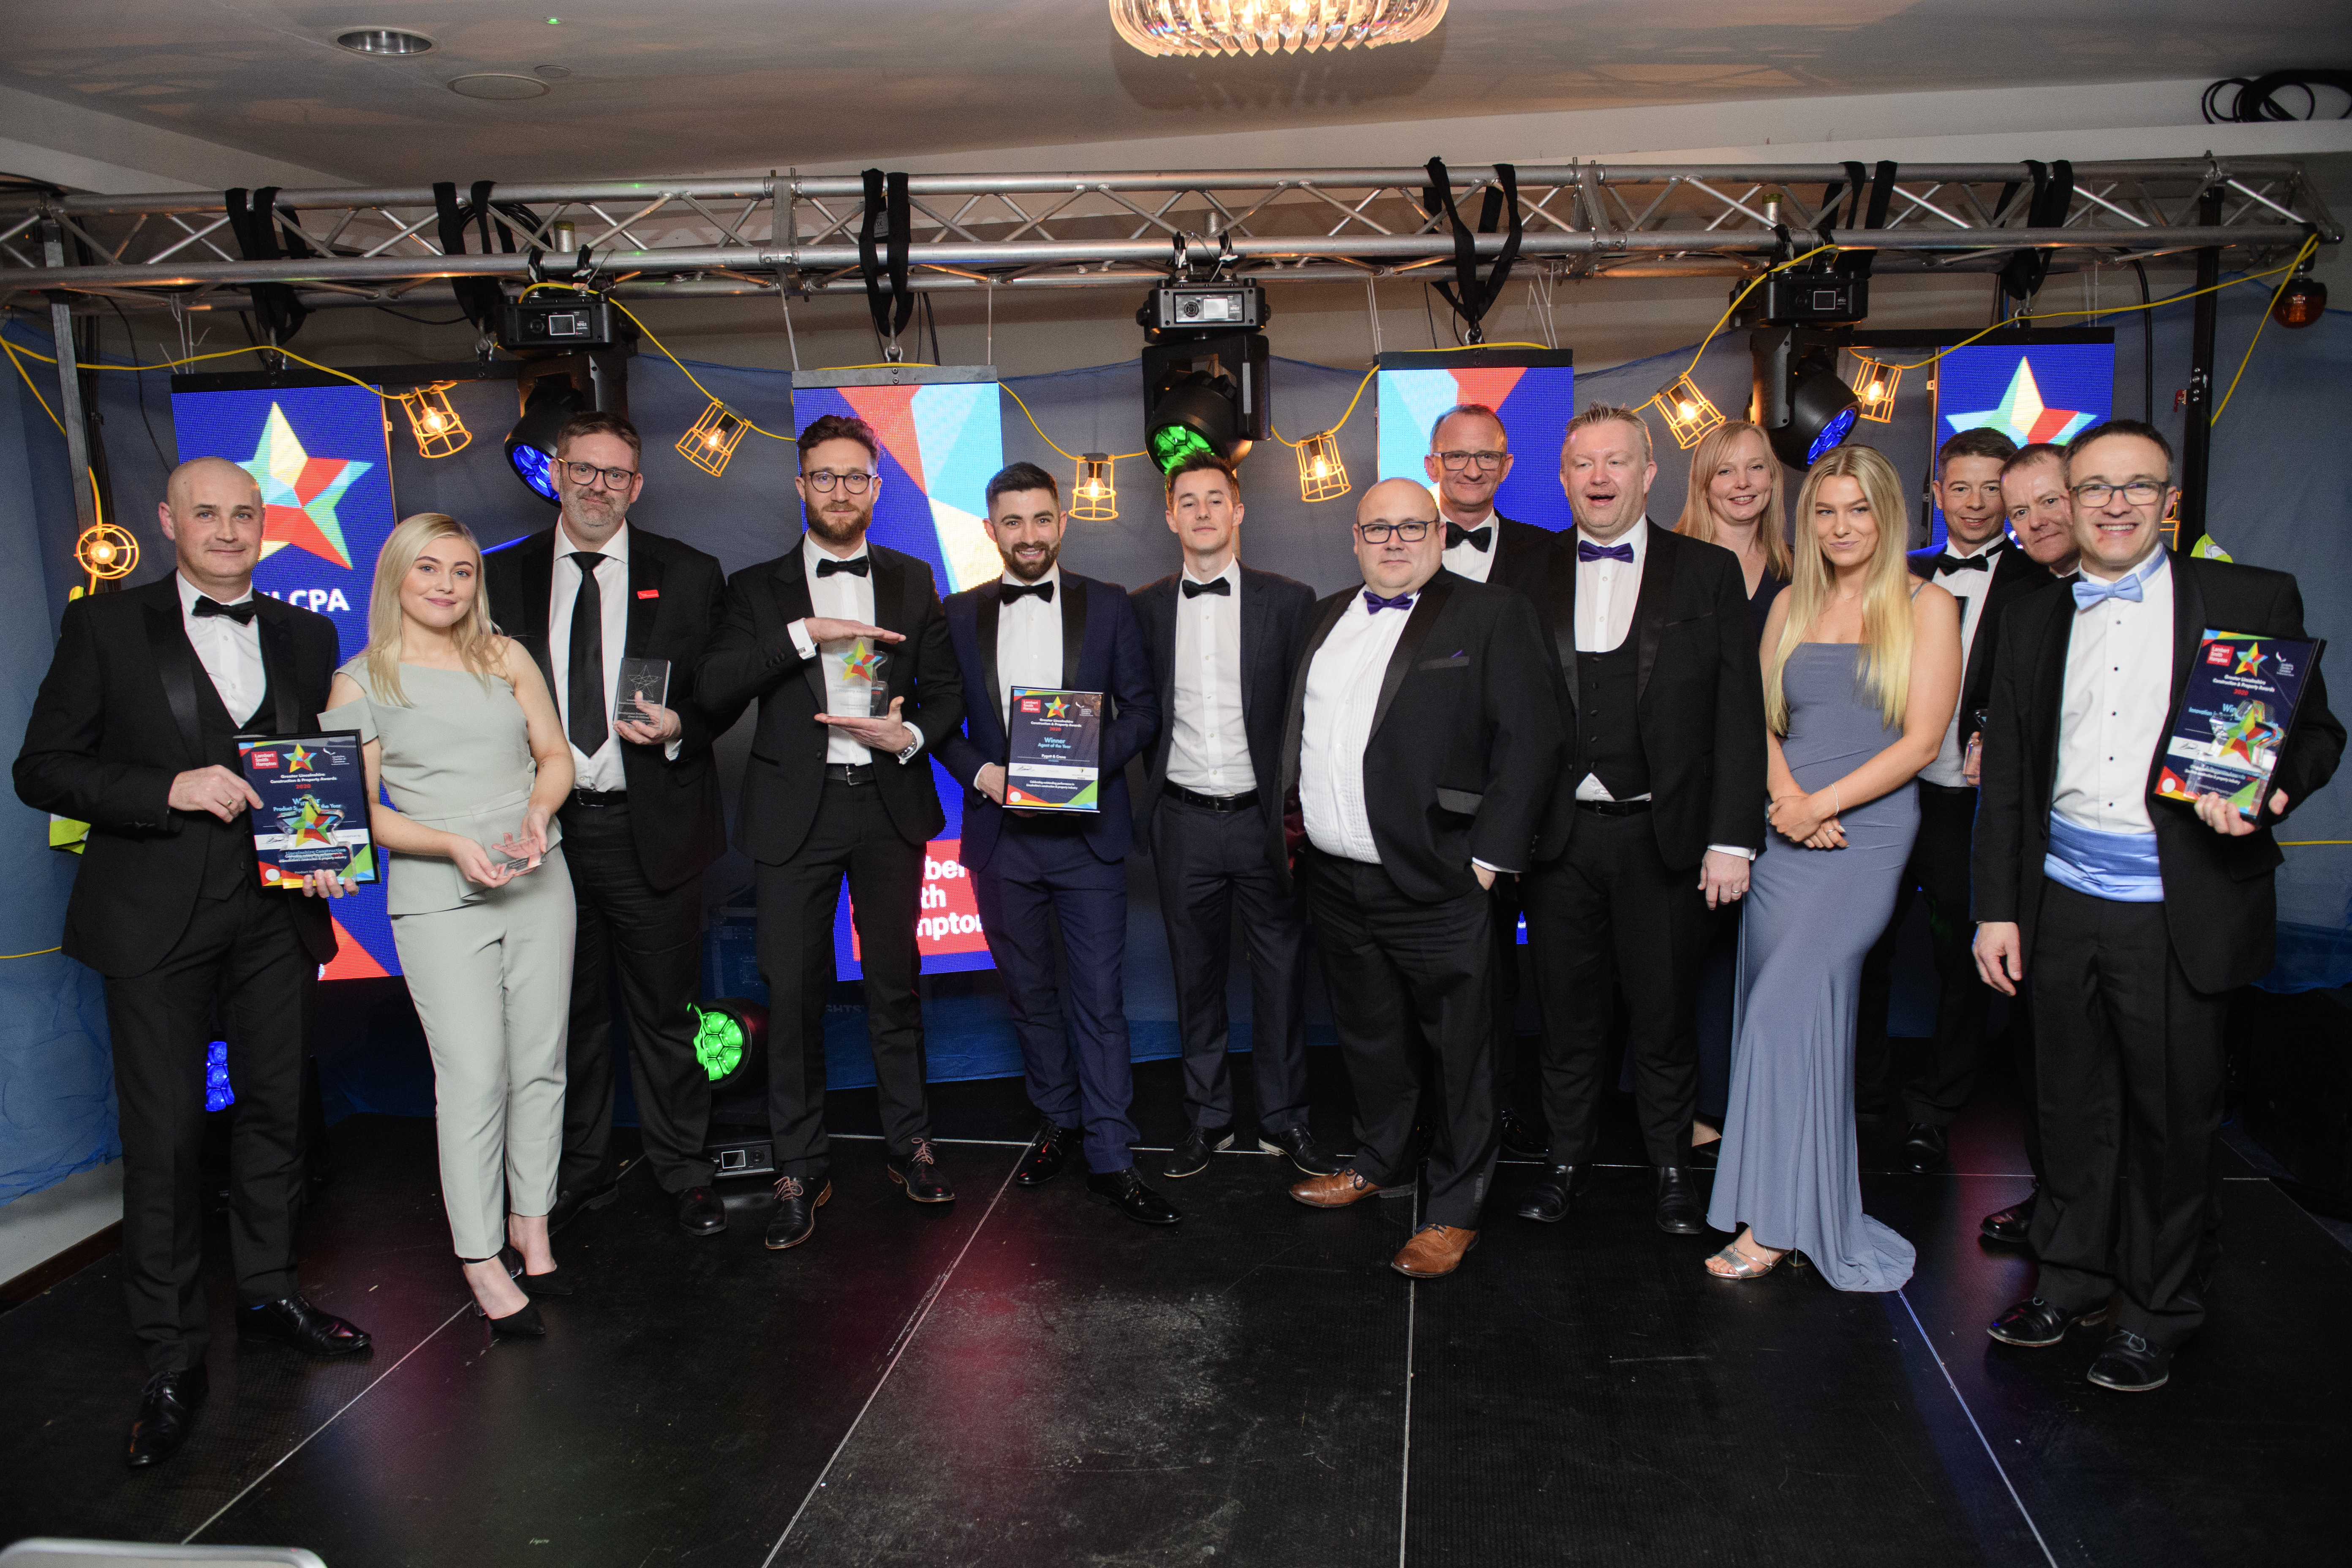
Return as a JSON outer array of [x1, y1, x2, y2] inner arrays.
[[254, 605, 301, 734], [1550, 541, 1579, 702], [870, 550, 910, 705], [2152, 553, 2204, 797], [518, 534, 557, 694], [2035, 589, 2076, 802], [1371, 575, 1453, 741], [1236, 573, 1264, 721], [1633, 523, 1678, 699], [1281, 592, 1353, 801], [1059, 576, 1089, 691], [977, 585, 1004, 757], [142, 602, 204, 764], [625, 547, 666, 658], [768, 549, 828, 712]]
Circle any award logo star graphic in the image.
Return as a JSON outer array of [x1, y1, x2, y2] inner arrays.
[[2211, 700, 2284, 767], [2234, 642, 2268, 677], [841, 640, 882, 682], [283, 743, 319, 774], [1944, 360, 2095, 447], [274, 793, 344, 849], [240, 403, 372, 568], [1044, 694, 1070, 719]]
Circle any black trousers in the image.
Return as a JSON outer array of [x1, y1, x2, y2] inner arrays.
[[1486, 875, 1526, 1119], [556, 798, 713, 1196], [2026, 885, 2230, 1348], [1525, 808, 1706, 1169], [103, 880, 313, 1374], [1149, 797, 1310, 1136], [755, 777, 930, 1182], [1302, 852, 1496, 1229], [1857, 782, 1994, 1126]]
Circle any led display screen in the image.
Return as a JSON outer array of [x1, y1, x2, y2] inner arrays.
[[1931, 340, 2115, 547]]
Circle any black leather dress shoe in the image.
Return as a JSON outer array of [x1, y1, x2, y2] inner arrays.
[[2087, 1329, 2170, 1392], [238, 1296, 372, 1357], [1980, 1188, 2038, 1245], [1258, 1125, 1340, 1176], [1164, 1124, 1233, 1179], [1086, 1167, 1181, 1226], [1014, 1123, 1080, 1188], [1653, 1166, 1704, 1235], [1515, 1163, 1595, 1224], [678, 1185, 727, 1236], [1900, 1123, 1949, 1174], [125, 1365, 207, 1470], [887, 1138, 956, 1203], [1987, 1295, 2110, 1348], [764, 1176, 832, 1250], [1498, 1108, 1552, 1161], [548, 1179, 619, 1233]]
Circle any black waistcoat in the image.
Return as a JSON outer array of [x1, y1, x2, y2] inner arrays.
[[193, 659, 282, 898], [1576, 642, 1650, 800]]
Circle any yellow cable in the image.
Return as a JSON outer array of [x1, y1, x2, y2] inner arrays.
[[1, 331, 65, 431], [2278, 840, 2352, 847], [996, 380, 1145, 463], [0, 947, 63, 960], [1271, 364, 1379, 448], [598, 295, 791, 440], [2215, 234, 2319, 423], [1675, 245, 1839, 382]]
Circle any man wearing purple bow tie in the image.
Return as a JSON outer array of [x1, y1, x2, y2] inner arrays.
[[1276, 478, 1560, 1279]]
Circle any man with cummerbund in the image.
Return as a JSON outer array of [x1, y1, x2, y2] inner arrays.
[[697, 414, 966, 1253], [484, 411, 733, 1240], [1131, 452, 1331, 1182], [1975, 419, 2341, 1394], [1282, 477, 1561, 1279], [1519, 404, 1767, 1237], [16, 456, 371, 1470]]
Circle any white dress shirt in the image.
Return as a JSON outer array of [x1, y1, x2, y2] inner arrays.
[[2053, 550, 2175, 836], [1166, 557, 1254, 795], [549, 523, 637, 791], [1920, 536, 2008, 788], [1572, 520, 1648, 803], [995, 565, 1064, 729], [1301, 587, 1411, 864], [1441, 510, 1499, 585], [177, 572, 264, 726]]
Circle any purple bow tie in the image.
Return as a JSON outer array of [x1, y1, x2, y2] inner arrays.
[[1578, 540, 1634, 564], [1363, 590, 1415, 615]]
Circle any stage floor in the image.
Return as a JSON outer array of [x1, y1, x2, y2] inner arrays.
[[2, 1050, 2346, 1568]]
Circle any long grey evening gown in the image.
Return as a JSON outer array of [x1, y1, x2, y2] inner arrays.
[[1707, 642, 1919, 1291]]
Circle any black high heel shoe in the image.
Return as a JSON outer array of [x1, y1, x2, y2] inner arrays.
[[475, 1298, 546, 1340], [500, 1245, 575, 1298]]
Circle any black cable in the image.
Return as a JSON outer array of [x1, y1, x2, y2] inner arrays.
[[373, 305, 471, 326], [2131, 261, 2154, 422], [923, 291, 943, 366], [2203, 71, 2352, 122], [1424, 283, 1440, 348], [106, 298, 171, 477]]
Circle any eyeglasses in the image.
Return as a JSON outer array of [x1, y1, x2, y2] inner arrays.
[[1435, 449, 1508, 472], [2071, 480, 2167, 507], [1357, 520, 1434, 543], [561, 460, 638, 490], [803, 469, 875, 493]]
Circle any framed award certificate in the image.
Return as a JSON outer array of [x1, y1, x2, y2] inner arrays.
[[238, 730, 379, 886], [2156, 630, 2326, 822], [1004, 687, 1103, 813]]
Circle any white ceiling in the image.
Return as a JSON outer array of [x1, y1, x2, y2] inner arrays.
[[3, 0, 2348, 186]]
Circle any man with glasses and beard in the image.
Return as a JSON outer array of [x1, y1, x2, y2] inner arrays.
[[697, 414, 966, 1252], [485, 412, 733, 1241]]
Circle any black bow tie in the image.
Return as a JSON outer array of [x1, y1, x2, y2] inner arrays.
[[1001, 580, 1055, 604], [1933, 551, 1993, 574], [1181, 577, 1231, 599], [1446, 522, 1492, 553], [816, 555, 870, 577], [192, 596, 258, 624]]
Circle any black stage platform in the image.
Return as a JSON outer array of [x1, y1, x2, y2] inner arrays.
[[3, 1048, 2347, 1567]]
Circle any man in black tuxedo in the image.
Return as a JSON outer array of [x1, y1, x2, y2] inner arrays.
[[696, 414, 966, 1252], [483, 412, 732, 1239], [1131, 454, 1331, 1181], [15, 457, 371, 1470], [1281, 478, 1561, 1279], [1425, 401, 1561, 1158], [939, 463, 1168, 1225], [1519, 404, 1767, 1236], [1975, 420, 2341, 1393]]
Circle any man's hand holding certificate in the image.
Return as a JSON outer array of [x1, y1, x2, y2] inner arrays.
[[1004, 687, 1103, 812]]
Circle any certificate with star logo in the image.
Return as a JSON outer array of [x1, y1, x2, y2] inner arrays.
[[238, 730, 378, 885], [2156, 630, 2325, 822], [1005, 686, 1103, 812]]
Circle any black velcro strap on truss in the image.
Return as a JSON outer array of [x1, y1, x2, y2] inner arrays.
[[858, 169, 914, 345], [433, 180, 511, 335], [1999, 159, 2074, 305], [223, 186, 308, 345], [1818, 160, 1870, 231], [1838, 161, 1899, 278], [1422, 158, 1524, 344]]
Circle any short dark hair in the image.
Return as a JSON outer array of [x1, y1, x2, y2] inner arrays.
[[555, 410, 642, 465], [797, 413, 878, 468], [1429, 403, 1506, 450], [1936, 426, 2019, 476], [986, 460, 1059, 511], [2064, 418, 2175, 481], [1163, 451, 1240, 504], [2001, 442, 2067, 481]]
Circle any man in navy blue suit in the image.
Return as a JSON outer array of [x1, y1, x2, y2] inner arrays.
[[940, 462, 1171, 1224]]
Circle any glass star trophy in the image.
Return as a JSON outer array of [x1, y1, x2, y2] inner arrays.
[[615, 657, 671, 727], [842, 639, 892, 716]]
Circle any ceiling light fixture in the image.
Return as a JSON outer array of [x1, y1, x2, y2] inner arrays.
[[1111, 0, 1448, 57], [678, 400, 749, 478], [398, 382, 470, 458], [449, 73, 551, 101], [1072, 454, 1118, 521], [1650, 373, 1724, 451], [1296, 430, 1349, 502], [336, 28, 434, 56]]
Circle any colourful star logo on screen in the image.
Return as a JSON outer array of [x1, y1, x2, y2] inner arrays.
[[273, 793, 343, 849], [1044, 694, 1069, 719], [2234, 642, 2268, 677], [240, 403, 371, 568], [841, 640, 882, 682], [1945, 361, 2095, 446], [284, 743, 319, 774]]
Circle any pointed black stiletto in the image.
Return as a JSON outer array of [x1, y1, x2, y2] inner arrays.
[[476, 1298, 547, 1340], [500, 1244, 575, 1297]]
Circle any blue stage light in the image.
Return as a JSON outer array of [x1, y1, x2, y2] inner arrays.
[[204, 1040, 235, 1113], [1808, 406, 1859, 464]]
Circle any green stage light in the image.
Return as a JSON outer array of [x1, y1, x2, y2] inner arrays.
[[1149, 421, 1217, 471], [691, 997, 769, 1094], [691, 1005, 743, 1081]]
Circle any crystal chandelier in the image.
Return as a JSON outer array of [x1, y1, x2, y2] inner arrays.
[[1111, 0, 1449, 57]]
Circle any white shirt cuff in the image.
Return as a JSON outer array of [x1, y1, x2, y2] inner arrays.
[[1472, 858, 1510, 876], [1707, 843, 1756, 861], [788, 619, 817, 661], [664, 738, 683, 762]]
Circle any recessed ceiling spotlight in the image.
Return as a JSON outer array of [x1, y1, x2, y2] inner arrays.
[[336, 28, 434, 56], [449, 73, 553, 101], [534, 65, 572, 80]]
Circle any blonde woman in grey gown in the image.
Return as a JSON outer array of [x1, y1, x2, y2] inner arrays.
[[321, 513, 576, 1335], [1704, 446, 1960, 1290]]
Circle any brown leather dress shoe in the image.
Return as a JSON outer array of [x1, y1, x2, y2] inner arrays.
[[1390, 1224, 1478, 1278], [1290, 1166, 1389, 1208]]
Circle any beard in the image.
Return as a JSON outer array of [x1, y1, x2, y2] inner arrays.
[[999, 538, 1060, 582], [805, 498, 870, 547]]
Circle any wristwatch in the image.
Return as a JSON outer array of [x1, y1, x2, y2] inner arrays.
[[896, 738, 921, 765]]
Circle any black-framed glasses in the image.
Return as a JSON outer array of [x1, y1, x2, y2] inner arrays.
[[1357, 520, 1434, 542], [2072, 480, 2166, 506], [561, 460, 638, 490], [803, 469, 875, 493], [1435, 449, 1508, 472]]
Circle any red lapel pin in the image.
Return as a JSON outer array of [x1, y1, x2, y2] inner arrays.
[[636, 589, 659, 599]]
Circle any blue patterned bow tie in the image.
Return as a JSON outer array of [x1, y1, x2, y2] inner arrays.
[[2072, 572, 2145, 610], [1363, 590, 1415, 615], [1578, 540, 1634, 564]]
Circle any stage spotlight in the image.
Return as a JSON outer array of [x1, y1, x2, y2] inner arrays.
[[1146, 370, 1250, 471], [505, 378, 585, 504], [398, 382, 470, 458], [204, 1040, 234, 1113], [1139, 282, 1270, 473], [690, 999, 768, 1093], [1753, 328, 1861, 469], [2273, 263, 2328, 329], [1849, 356, 1902, 423], [1296, 430, 1349, 501], [1652, 374, 1725, 451], [1072, 453, 1118, 520], [678, 400, 748, 477]]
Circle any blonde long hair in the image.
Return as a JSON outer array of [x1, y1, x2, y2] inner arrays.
[[1675, 421, 1792, 581], [364, 512, 503, 705], [1765, 445, 1914, 733]]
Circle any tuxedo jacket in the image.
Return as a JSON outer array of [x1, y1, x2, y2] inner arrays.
[[13, 577, 340, 977], [1973, 552, 2344, 994], [696, 540, 964, 863], [484, 525, 729, 890], [1129, 563, 1316, 865], [1533, 523, 1769, 868], [940, 573, 1159, 874], [1482, 512, 1565, 602], [1908, 539, 2057, 735], [1278, 570, 1563, 905]]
